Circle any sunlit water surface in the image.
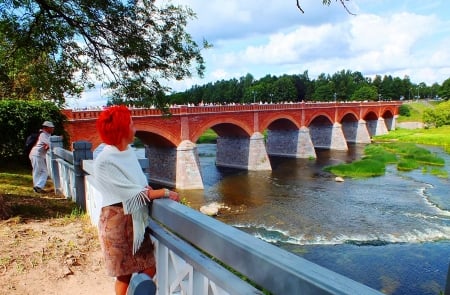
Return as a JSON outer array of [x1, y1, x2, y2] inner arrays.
[[138, 144, 450, 295]]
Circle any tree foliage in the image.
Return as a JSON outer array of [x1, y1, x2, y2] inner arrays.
[[169, 69, 446, 105], [0, 0, 208, 107], [423, 101, 450, 128], [438, 78, 450, 100], [0, 100, 67, 162], [350, 85, 378, 101]]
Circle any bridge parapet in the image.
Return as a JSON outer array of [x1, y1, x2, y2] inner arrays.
[[63, 101, 402, 120]]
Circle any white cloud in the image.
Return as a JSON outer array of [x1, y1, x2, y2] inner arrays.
[[70, 0, 450, 107]]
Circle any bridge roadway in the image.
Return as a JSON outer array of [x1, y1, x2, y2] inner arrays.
[[63, 101, 401, 189]]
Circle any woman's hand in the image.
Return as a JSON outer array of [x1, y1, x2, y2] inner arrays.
[[166, 189, 180, 202], [148, 188, 180, 202]]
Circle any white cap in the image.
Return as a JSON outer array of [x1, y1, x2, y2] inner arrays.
[[42, 121, 55, 128]]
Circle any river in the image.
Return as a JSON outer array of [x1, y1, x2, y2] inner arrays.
[[139, 143, 450, 295]]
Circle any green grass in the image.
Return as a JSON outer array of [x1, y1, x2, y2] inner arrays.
[[196, 128, 218, 144], [324, 158, 386, 178], [397, 101, 433, 123], [374, 125, 450, 153], [0, 163, 82, 220], [324, 142, 447, 178]]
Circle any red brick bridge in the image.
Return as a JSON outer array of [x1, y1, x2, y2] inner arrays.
[[63, 101, 401, 189]]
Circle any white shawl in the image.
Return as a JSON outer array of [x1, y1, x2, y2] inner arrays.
[[93, 145, 150, 254]]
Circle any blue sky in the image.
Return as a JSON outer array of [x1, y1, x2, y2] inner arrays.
[[67, 0, 450, 108]]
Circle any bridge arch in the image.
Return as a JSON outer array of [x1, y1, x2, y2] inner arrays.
[[260, 114, 300, 131], [190, 118, 252, 144], [304, 111, 334, 127], [134, 128, 178, 148], [338, 111, 359, 123]]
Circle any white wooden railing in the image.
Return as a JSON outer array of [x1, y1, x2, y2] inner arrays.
[[47, 136, 384, 295]]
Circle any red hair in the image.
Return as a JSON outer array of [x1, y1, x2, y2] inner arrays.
[[96, 105, 131, 146]]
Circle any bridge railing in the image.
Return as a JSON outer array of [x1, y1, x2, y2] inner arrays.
[[62, 101, 402, 120], [47, 137, 383, 295]]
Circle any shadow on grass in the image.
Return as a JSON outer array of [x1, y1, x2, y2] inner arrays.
[[2, 193, 79, 220], [1, 160, 80, 221]]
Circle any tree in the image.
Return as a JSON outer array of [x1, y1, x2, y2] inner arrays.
[[438, 78, 450, 100], [0, 0, 209, 108], [0, 100, 67, 162], [313, 83, 334, 101], [423, 100, 450, 127], [351, 85, 378, 101]]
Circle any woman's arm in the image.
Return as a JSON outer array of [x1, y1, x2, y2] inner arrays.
[[147, 188, 179, 202]]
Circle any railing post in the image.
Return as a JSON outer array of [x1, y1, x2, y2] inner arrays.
[[49, 135, 64, 194], [72, 141, 93, 211]]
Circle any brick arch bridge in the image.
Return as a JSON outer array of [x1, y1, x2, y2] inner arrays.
[[63, 101, 401, 189]]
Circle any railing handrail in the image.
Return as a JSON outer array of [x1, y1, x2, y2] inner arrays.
[[48, 138, 384, 295]]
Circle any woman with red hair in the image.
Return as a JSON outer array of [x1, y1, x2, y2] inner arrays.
[[94, 105, 179, 295]]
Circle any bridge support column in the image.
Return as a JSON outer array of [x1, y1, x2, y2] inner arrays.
[[374, 118, 389, 136], [267, 127, 316, 158], [342, 120, 371, 144], [355, 120, 371, 143], [175, 140, 204, 190], [146, 141, 204, 190], [146, 146, 176, 188], [385, 115, 397, 131], [330, 123, 348, 151], [216, 132, 271, 171]]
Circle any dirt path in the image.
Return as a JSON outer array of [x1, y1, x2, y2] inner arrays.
[[0, 217, 114, 294]]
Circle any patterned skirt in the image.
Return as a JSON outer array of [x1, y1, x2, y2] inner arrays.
[[98, 205, 155, 277]]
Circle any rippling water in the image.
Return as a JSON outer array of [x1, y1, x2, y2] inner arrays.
[[140, 144, 450, 295]]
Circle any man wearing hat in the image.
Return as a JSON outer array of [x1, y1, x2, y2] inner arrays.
[[29, 121, 55, 193]]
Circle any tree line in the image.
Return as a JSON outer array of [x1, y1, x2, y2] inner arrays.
[[166, 70, 450, 106]]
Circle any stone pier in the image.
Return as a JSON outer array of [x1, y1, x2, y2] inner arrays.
[[375, 118, 389, 135], [266, 127, 316, 158], [310, 123, 348, 150], [342, 120, 371, 143], [216, 132, 271, 171], [145, 141, 204, 190]]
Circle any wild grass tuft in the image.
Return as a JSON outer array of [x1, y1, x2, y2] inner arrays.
[[325, 142, 446, 179]]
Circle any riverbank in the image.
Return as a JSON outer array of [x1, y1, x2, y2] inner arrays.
[[374, 125, 450, 153]]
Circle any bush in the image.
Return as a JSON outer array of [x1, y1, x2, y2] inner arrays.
[[0, 100, 68, 163], [423, 100, 450, 127], [398, 104, 411, 117]]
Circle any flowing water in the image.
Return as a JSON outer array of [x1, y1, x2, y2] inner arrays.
[[139, 144, 450, 295]]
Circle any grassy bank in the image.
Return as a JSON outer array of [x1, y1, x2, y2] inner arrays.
[[324, 126, 449, 179], [397, 101, 437, 123], [374, 125, 450, 153]]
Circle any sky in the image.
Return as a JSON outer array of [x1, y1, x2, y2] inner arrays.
[[67, 0, 450, 108]]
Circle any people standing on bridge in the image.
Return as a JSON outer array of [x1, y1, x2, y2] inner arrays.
[[93, 105, 179, 295], [29, 121, 55, 193]]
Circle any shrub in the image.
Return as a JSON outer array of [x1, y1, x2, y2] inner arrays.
[[398, 104, 411, 117], [0, 100, 67, 163]]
